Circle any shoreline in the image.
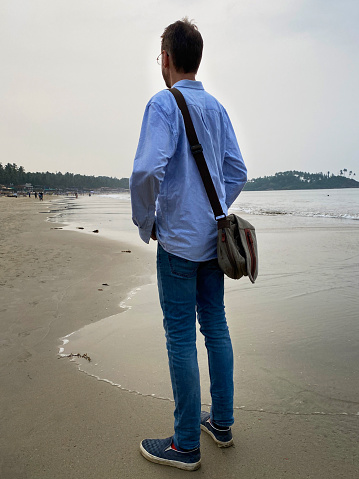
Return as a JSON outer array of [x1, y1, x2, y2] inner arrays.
[[1, 196, 358, 478]]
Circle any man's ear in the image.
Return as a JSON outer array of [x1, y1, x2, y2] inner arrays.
[[163, 51, 170, 69]]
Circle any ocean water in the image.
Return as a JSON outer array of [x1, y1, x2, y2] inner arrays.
[[233, 188, 359, 220], [49, 189, 359, 234], [52, 189, 359, 417]]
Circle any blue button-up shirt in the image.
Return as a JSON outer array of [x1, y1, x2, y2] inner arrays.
[[130, 80, 247, 262]]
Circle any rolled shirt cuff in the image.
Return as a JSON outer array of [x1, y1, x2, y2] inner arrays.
[[138, 225, 152, 244]]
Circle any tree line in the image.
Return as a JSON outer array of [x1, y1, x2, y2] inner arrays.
[[0, 163, 129, 190], [243, 170, 359, 191], [2, 163, 358, 192]]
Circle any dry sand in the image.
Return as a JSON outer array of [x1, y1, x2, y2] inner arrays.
[[1, 196, 358, 478]]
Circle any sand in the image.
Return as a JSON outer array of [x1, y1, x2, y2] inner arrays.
[[0, 196, 358, 478]]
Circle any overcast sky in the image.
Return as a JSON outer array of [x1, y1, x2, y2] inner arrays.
[[1, 0, 358, 180]]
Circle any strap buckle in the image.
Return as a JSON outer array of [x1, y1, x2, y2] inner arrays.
[[190, 143, 203, 155]]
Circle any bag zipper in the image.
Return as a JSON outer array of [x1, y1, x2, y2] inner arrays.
[[245, 229, 256, 278], [222, 229, 238, 277]]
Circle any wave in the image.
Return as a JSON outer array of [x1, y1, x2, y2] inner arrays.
[[97, 193, 131, 201], [231, 205, 359, 221]]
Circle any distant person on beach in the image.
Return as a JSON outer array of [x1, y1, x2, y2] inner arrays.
[[130, 18, 247, 471]]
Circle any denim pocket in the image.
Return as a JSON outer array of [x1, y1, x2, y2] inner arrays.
[[168, 253, 198, 278]]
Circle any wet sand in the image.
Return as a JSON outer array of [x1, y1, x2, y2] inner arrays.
[[1, 196, 358, 478]]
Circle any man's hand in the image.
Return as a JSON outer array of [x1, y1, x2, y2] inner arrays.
[[150, 223, 157, 241]]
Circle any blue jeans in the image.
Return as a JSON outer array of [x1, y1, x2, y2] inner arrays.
[[157, 244, 234, 450]]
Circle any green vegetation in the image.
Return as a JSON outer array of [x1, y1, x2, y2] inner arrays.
[[244, 170, 359, 191], [2, 163, 358, 192], [0, 163, 129, 191]]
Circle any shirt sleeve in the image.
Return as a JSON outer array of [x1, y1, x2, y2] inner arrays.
[[130, 101, 176, 243], [222, 111, 247, 208]]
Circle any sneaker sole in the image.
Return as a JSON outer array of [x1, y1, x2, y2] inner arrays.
[[140, 443, 201, 471], [200, 424, 234, 448]]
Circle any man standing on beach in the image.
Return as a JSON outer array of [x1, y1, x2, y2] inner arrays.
[[130, 18, 247, 471]]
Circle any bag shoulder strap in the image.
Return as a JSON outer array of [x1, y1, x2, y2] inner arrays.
[[169, 87, 225, 221]]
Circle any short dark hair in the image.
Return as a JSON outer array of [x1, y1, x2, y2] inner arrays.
[[161, 18, 203, 74]]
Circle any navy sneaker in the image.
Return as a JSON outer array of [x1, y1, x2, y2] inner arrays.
[[140, 436, 201, 471], [200, 411, 233, 447]]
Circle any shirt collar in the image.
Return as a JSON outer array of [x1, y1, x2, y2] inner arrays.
[[172, 79, 204, 90]]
